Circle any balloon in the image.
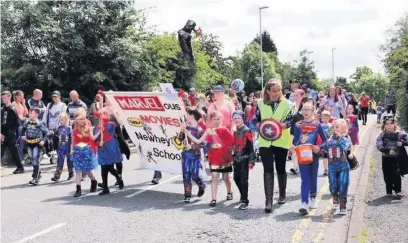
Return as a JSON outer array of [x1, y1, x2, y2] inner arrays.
[[231, 79, 245, 93]]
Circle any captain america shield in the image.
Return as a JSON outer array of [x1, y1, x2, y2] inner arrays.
[[259, 119, 283, 141]]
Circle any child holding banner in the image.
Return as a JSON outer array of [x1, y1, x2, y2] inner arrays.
[[179, 109, 206, 203], [95, 107, 124, 195], [186, 111, 234, 207]]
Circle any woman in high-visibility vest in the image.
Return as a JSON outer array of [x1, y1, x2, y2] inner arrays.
[[255, 79, 295, 213]]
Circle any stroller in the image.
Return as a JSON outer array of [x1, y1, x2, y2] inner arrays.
[[43, 133, 58, 164]]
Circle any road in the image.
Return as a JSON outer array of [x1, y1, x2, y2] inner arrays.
[[1, 116, 377, 243]]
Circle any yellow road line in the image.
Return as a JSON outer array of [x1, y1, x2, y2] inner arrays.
[[291, 125, 370, 243], [291, 181, 329, 243]]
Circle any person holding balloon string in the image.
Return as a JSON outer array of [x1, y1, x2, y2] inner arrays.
[[255, 79, 295, 213], [292, 102, 327, 216]]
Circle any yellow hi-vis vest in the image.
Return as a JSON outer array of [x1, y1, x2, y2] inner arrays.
[[257, 98, 294, 149]]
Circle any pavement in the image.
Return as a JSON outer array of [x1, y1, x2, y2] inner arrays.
[[1, 116, 377, 243], [361, 125, 408, 243]]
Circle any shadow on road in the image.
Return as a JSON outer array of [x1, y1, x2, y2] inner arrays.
[[38, 185, 280, 221]]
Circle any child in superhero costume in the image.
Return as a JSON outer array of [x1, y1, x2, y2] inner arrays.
[[95, 107, 124, 196], [21, 108, 49, 185], [187, 111, 234, 207], [232, 111, 255, 210], [345, 104, 359, 146], [292, 102, 327, 216], [376, 117, 408, 199], [321, 119, 352, 215], [320, 111, 333, 176], [51, 113, 74, 182], [179, 109, 206, 203], [71, 112, 99, 197]]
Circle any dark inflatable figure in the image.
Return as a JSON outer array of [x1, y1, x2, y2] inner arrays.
[[178, 20, 201, 61]]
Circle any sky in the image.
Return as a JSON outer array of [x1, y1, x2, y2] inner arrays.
[[135, 0, 408, 79]]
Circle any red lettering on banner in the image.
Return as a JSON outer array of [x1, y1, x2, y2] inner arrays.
[[114, 96, 165, 111], [139, 115, 181, 127]]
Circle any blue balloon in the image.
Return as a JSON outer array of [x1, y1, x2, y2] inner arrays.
[[231, 79, 245, 93]]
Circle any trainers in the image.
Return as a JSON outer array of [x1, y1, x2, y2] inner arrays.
[[386, 193, 393, 197], [299, 202, 309, 216], [309, 198, 317, 209], [29, 179, 38, 185], [13, 167, 25, 174], [238, 202, 249, 210], [323, 169, 328, 176], [339, 208, 347, 215], [394, 192, 402, 200], [151, 177, 160, 185], [290, 168, 298, 175], [184, 197, 191, 203], [333, 200, 339, 209]]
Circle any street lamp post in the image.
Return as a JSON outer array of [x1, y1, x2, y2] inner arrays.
[[332, 47, 336, 82], [259, 6, 269, 89], [307, 51, 314, 65]]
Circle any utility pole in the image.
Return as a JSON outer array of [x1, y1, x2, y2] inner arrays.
[[307, 51, 314, 65], [259, 6, 269, 89], [332, 47, 336, 82]]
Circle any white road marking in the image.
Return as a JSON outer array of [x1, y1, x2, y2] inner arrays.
[[13, 223, 66, 243], [124, 175, 182, 198]]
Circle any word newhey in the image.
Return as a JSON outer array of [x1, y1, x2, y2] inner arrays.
[[135, 132, 171, 147]]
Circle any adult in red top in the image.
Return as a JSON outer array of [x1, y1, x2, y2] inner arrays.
[[358, 92, 371, 125]]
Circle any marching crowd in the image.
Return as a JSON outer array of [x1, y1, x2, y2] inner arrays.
[[1, 79, 407, 216]]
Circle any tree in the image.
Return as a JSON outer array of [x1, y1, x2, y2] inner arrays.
[[276, 61, 297, 89], [293, 49, 318, 89], [252, 31, 278, 54], [232, 43, 277, 93], [335, 76, 352, 91], [350, 73, 389, 102], [1, 1, 152, 103], [382, 13, 408, 128], [349, 66, 374, 80]]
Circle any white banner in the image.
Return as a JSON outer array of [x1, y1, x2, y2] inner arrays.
[[104, 91, 209, 178]]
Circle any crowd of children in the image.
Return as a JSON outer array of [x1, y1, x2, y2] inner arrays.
[[6, 82, 408, 218]]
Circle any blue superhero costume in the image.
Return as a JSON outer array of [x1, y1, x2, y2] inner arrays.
[[52, 124, 73, 181], [320, 135, 351, 209], [21, 119, 49, 183], [293, 120, 327, 204], [178, 125, 206, 199]]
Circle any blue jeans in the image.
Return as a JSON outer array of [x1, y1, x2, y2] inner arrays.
[[299, 155, 319, 203], [27, 145, 40, 166], [328, 161, 350, 201], [17, 125, 26, 161]]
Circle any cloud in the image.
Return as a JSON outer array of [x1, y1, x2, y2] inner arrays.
[[137, 0, 408, 79]]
